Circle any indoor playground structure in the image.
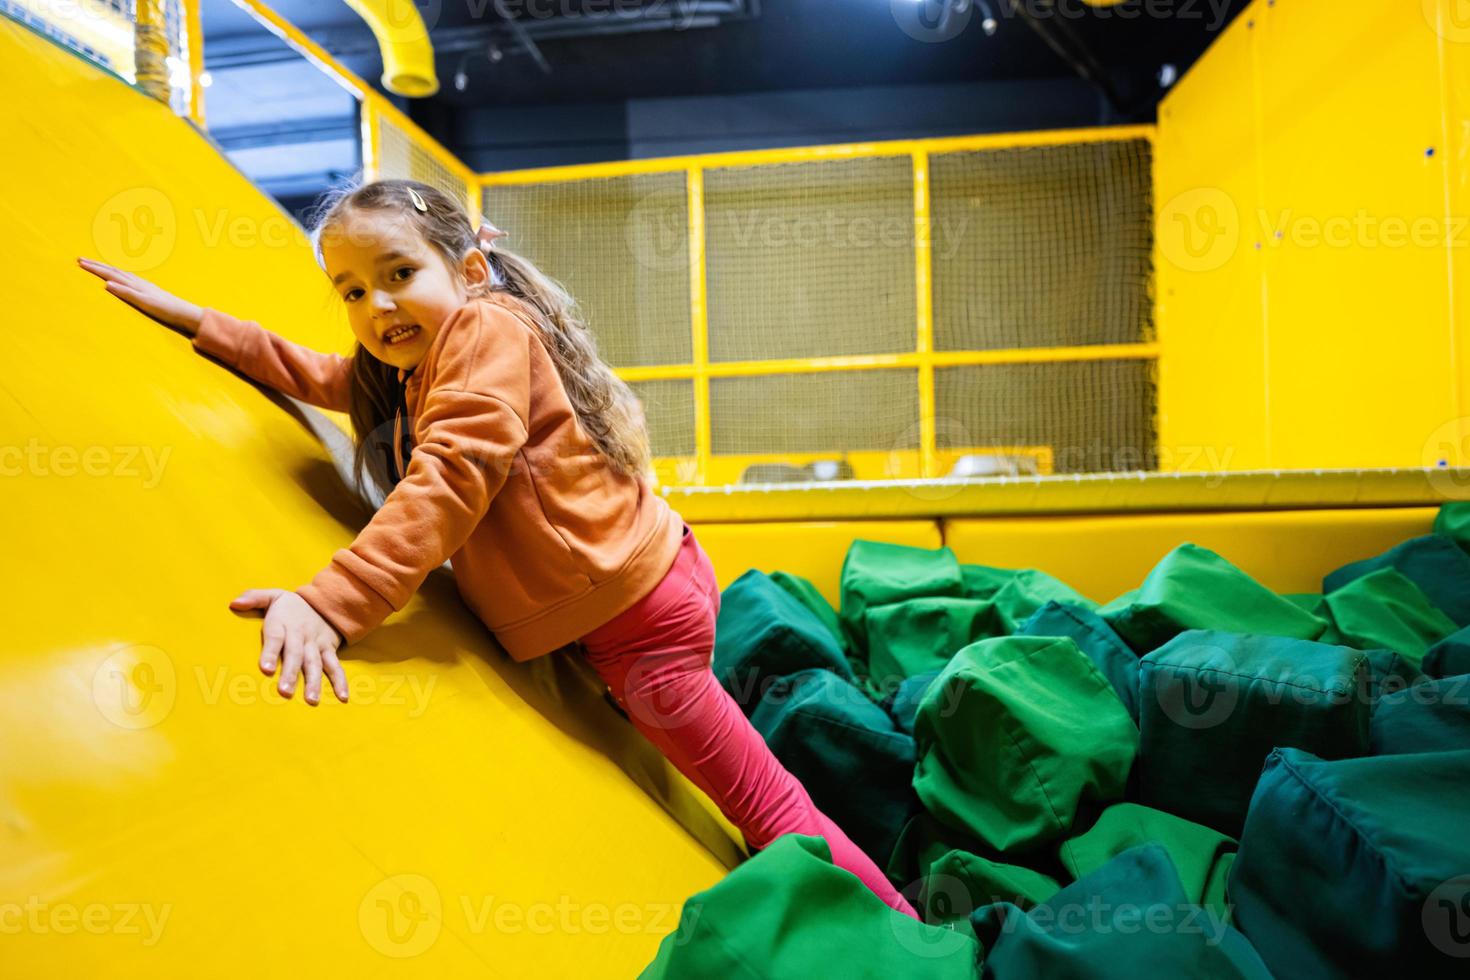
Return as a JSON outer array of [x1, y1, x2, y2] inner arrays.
[[4, 0, 1470, 976]]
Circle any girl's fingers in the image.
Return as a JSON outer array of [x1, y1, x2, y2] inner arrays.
[[231, 589, 282, 612], [302, 644, 323, 706], [259, 621, 284, 675], [80, 258, 133, 287], [279, 628, 304, 698], [320, 646, 349, 703]]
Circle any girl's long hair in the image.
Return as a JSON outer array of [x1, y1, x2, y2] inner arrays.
[[307, 179, 652, 499]]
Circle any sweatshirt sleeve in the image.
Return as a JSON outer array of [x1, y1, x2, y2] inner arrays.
[[294, 303, 533, 643], [192, 308, 354, 413]]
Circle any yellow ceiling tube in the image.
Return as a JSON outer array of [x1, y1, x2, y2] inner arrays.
[[342, 0, 440, 97]]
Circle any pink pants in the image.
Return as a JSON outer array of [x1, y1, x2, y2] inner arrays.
[[578, 523, 920, 920]]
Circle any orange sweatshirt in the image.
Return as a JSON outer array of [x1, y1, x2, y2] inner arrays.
[[191, 292, 685, 661]]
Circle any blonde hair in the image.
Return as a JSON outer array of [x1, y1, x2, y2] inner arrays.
[[307, 178, 652, 497]]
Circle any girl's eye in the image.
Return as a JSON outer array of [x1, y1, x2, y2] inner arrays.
[[343, 288, 363, 302], [392, 267, 415, 281]]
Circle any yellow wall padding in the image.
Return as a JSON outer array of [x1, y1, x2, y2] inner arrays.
[[1156, 0, 1469, 470], [692, 521, 944, 606], [942, 508, 1440, 602]]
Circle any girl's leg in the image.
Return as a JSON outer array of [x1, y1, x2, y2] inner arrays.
[[580, 533, 919, 920]]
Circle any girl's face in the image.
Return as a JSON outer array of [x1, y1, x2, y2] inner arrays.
[[321, 211, 488, 372]]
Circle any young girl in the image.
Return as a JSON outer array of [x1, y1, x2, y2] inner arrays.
[[78, 178, 919, 920]]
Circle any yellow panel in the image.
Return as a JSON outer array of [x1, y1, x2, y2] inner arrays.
[[690, 522, 943, 607], [1155, 2, 1269, 470], [1254, 0, 1458, 468], [944, 508, 1440, 602], [1435, 0, 1470, 468], [1159, 0, 1466, 472], [1, 21, 732, 976]]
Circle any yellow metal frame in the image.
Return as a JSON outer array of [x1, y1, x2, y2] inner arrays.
[[480, 125, 1157, 184], [216, 0, 480, 218], [184, 0, 205, 126], [686, 166, 713, 485], [663, 467, 1470, 523], [483, 125, 1158, 486]]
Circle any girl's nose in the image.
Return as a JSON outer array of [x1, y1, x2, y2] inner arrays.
[[370, 289, 395, 314]]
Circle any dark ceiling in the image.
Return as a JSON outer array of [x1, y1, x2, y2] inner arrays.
[[203, 0, 1250, 118]]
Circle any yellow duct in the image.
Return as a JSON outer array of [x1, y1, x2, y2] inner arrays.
[[342, 0, 440, 98]]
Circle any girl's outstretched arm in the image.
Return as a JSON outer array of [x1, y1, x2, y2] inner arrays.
[[191, 308, 353, 413], [77, 257, 353, 413], [292, 302, 533, 645]]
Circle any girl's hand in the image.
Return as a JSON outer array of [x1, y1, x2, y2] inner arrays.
[[230, 589, 349, 705], [76, 257, 204, 337]]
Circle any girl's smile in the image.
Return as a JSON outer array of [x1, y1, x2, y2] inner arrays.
[[382, 323, 421, 346]]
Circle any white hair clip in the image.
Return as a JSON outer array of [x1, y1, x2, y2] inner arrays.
[[407, 187, 428, 212]]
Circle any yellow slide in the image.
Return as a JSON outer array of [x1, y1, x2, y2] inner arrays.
[[0, 18, 739, 976]]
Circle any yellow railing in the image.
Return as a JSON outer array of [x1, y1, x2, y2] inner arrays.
[[223, 0, 480, 219], [483, 126, 1159, 487]]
